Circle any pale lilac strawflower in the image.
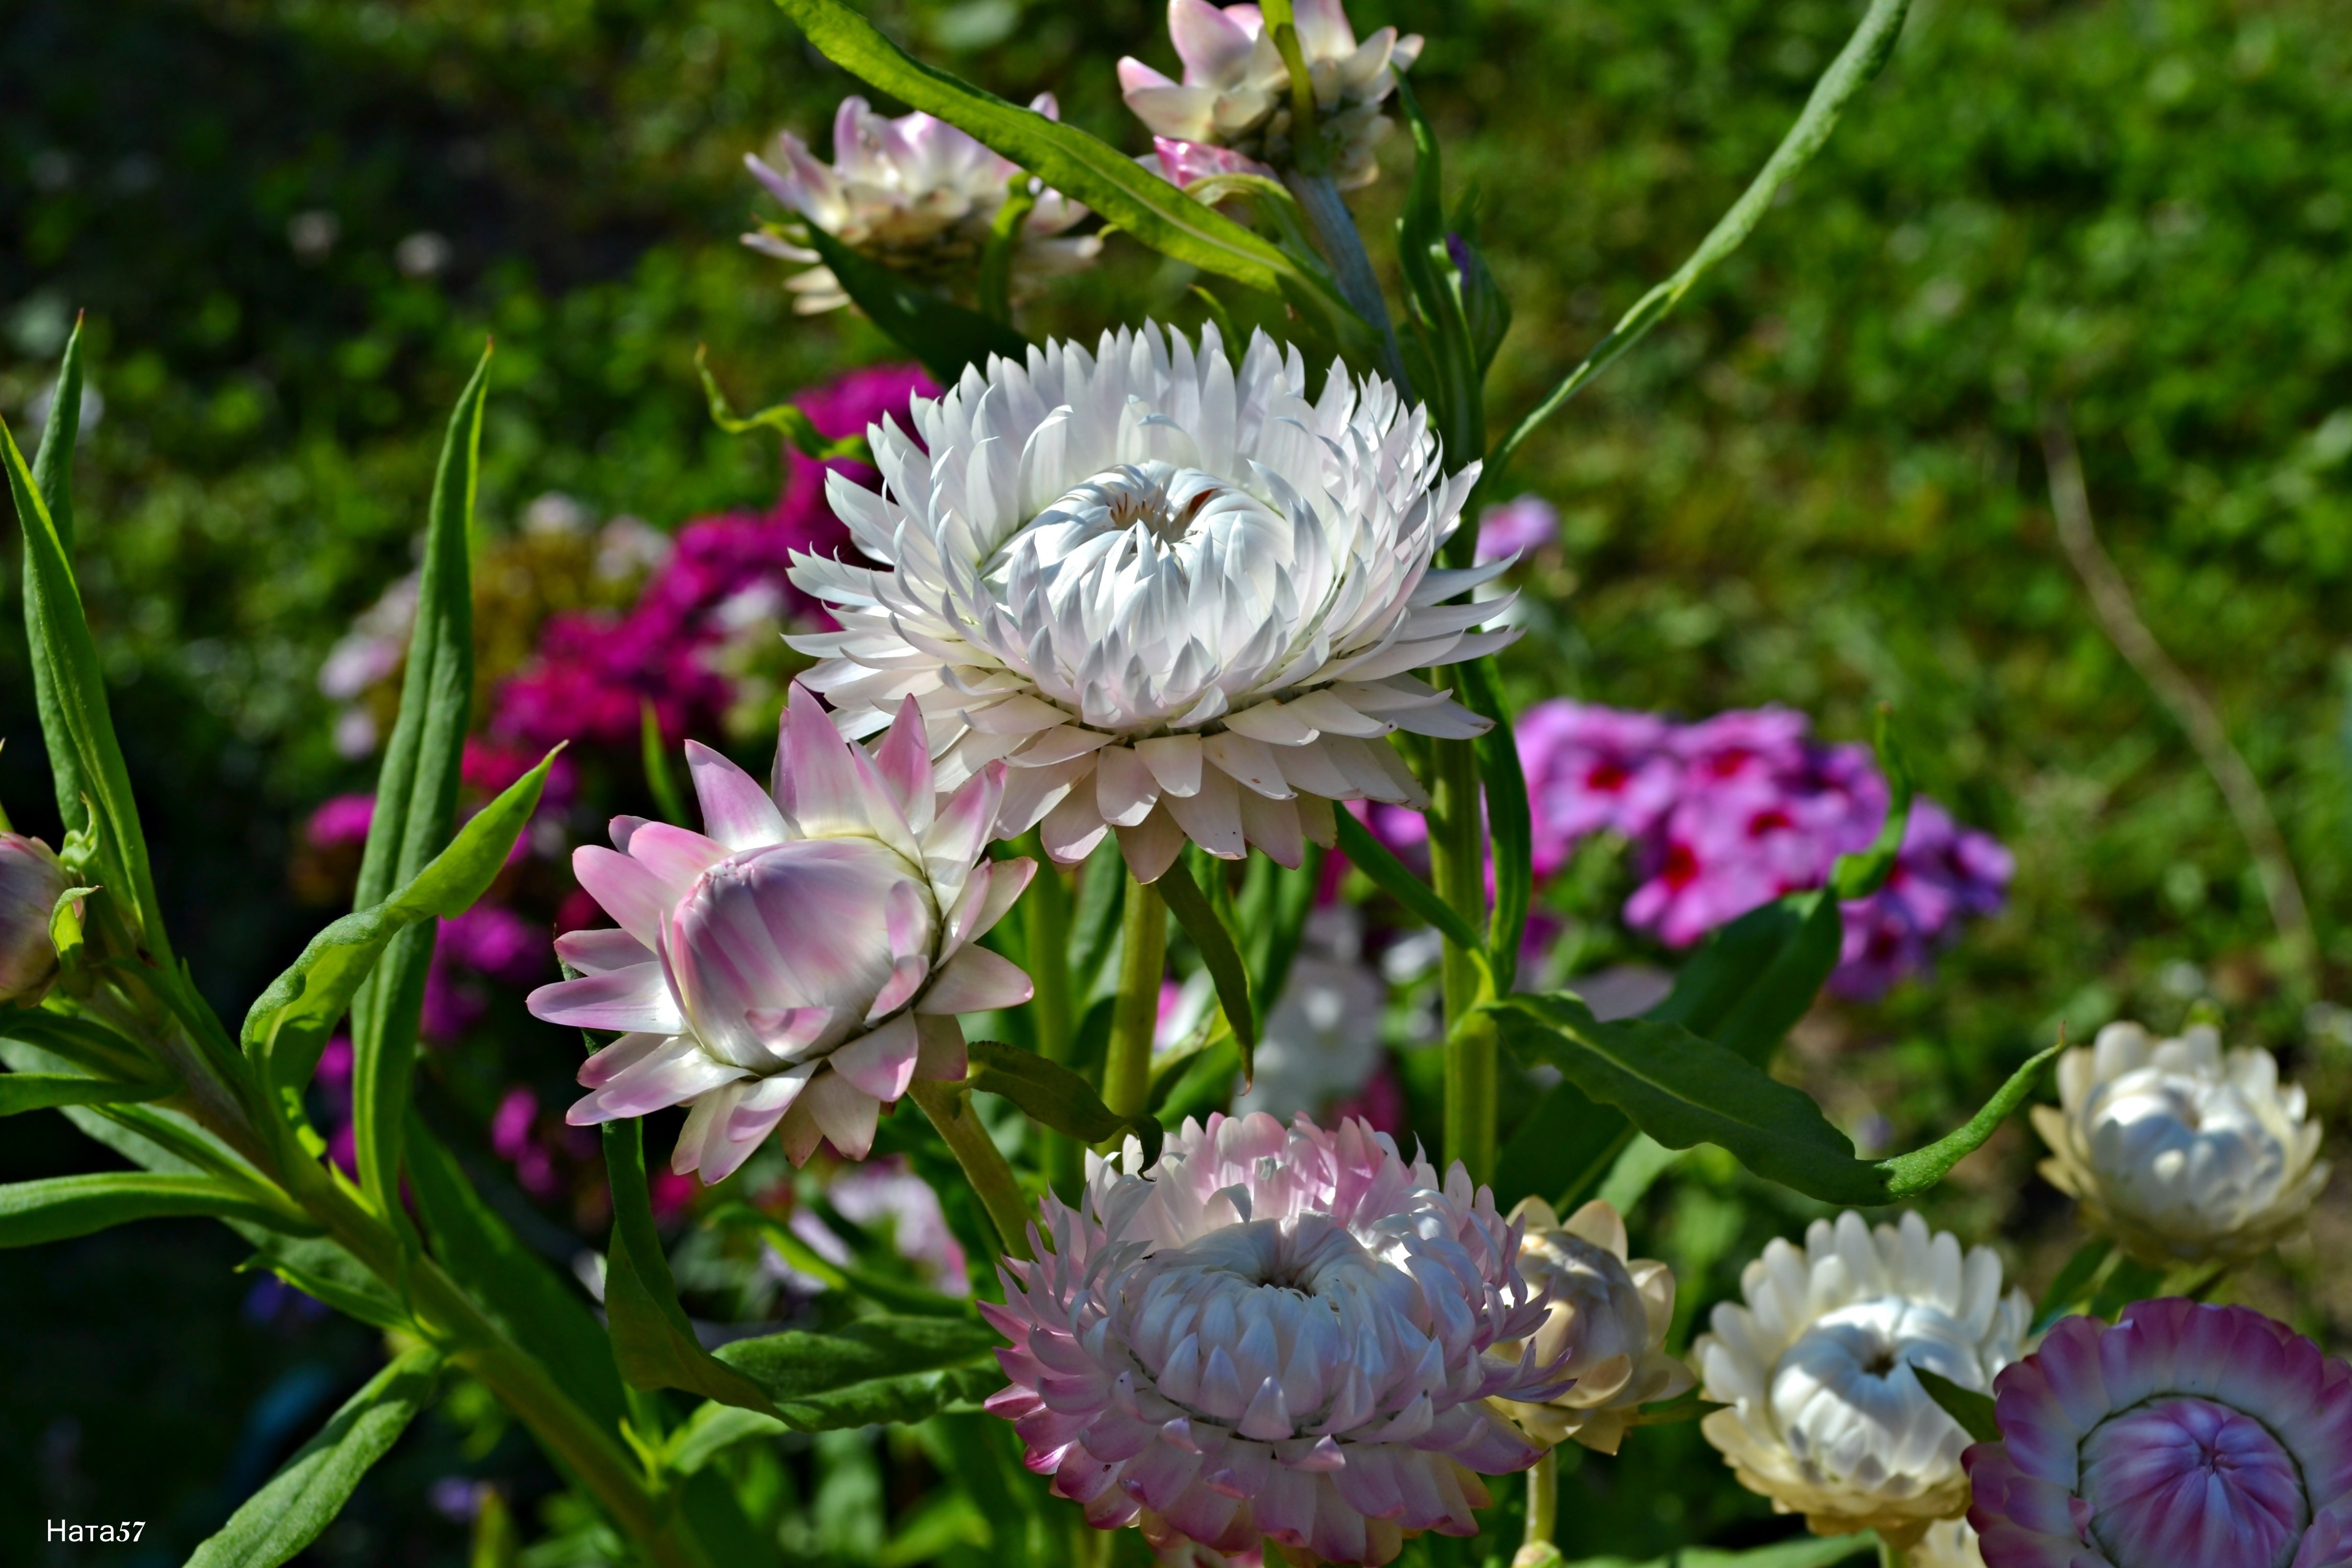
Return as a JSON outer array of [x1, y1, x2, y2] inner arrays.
[[1965, 1298, 2352, 1568], [982, 1112, 1560, 1566], [0, 832, 67, 1003], [1475, 495, 1559, 563], [1143, 135, 1274, 189], [527, 683, 1036, 1180]]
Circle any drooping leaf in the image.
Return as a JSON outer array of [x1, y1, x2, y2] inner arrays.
[[26, 317, 89, 831], [0, 1071, 169, 1116], [1481, 0, 1914, 501], [1455, 656, 1531, 989], [600, 1116, 779, 1416], [793, 221, 1033, 384], [0, 1171, 314, 1247], [404, 1114, 630, 1430], [714, 1314, 1006, 1431], [185, 1345, 444, 1568], [241, 754, 555, 1106], [770, 0, 1308, 303], [1333, 806, 1486, 955], [1914, 1366, 2001, 1444], [349, 347, 492, 1222], [1155, 857, 1258, 1083], [966, 1038, 1161, 1167], [695, 344, 873, 462], [1490, 991, 2059, 1205]]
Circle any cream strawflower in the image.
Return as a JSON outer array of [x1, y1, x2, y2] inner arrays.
[[2030, 1019, 2328, 1266], [1913, 1520, 1988, 1568], [1491, 1198, 1695, 1455], [528, 683, 1035, 1180], [788, 323, 1512, 882], [1118, 0, 1423, 190], [1695, 1212, 2032, 1549], [744, 94, 1099, 314], [983, 1113, 1562, 1566]]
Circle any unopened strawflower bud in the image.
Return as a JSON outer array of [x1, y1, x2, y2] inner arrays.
[[1966, 1298, 2352, 1568], [528, 683, 1036, 1180], [1695, 1212, 2031, 1549], [0, 832, 68, 1004], [1118, 0, 1423, 190], [2030, 1019, 2327, 1265], [1491, 1198, 1694, 1455]]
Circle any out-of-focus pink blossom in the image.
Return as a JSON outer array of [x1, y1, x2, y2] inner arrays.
[[440, 907, 546, 988], [1144, 135, 1273, 188], [304, 794, 376, 849], [1475, 494, 1559, 563]]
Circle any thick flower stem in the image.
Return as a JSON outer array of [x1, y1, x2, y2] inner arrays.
[[1104, 874, 1166, 1124], [1877, 1539, 1907, 1568], [1518, 1449, 1559, 1565], [1283, 168, 1411, 397], [910, 1078, 1035, 1262], [1022, 854, 1083, 1198], [1429, 734, 1497, 1185]]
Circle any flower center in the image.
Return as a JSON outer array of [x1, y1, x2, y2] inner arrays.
[[1765, 1297, 1989, 1489], [2079, 1396, 2309, 1568], [2087, 1069, 2290, 1229], [1008, 461, 1285, 570]]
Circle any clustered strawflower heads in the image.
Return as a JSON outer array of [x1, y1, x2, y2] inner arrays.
[[1966, 1298, 2352, 1568], [745, 95, 1099, 313], [2032, 1019, 2328, 1265], [526, 683, 1035, 1179], [984, 1113, 1561, 1566], [1120, 0, 1422, 190], [1696, 1211, 2032, 1548], [1491, 1197, 1693, 1455], [790, 323, 1511, 881]]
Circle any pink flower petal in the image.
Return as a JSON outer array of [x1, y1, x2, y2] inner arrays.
[[528, 965, 684, 1034], [685, 741, 787, 851], [830, 1013, 922, 1102], [917, 944, 1035, 1015]]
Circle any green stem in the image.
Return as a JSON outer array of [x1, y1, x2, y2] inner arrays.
[[1283, 168, 1411, 397], [1521, 1448, 1558, 1561], [909, 1078, 1036, 1261], [1428, 733, 1496, 1184], [1105, 874, 1166, 1123], [1878, 1538, 1907, 1568], [1022, 854, 1083, 1199]]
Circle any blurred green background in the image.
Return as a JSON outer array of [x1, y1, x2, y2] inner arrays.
[[4, 0, 2349, 1561]]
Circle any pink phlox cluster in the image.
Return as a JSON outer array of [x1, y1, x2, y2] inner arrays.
[[304, 793, 377, 849], [492, 364, 935, 752], [982, 1113, 1564, 1566]]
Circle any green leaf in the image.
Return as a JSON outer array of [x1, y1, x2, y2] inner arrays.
[[769, 0, 1360, 340], [1831, 708, 1915, 900], [26, 316, 88, 831], [1914, 1366, 2000, 1444], [2086, 1254, 2169, 1322], [241, 753, 556, 1107], [186, 1345, 444, 1568], [349, 346, 492, 1222], [1067, 843, 1126, 991], [791, 221, 1033, 384], [1493, 1082, 1634, 1214], [0, 1071, 168, 1116], [966, 1038, 1162, 1167], [695, 345, 872, 462], [1456, 657, 1531, 989], [0, 1007, 159, 1082], [1393, 78, 1484, 465], [1648, 891, 1844, 1068], [600, 1117, 780, 1416], [5, 401, 175, 971], [714, 1314, 1005, 1431], [2031, 1237, 2115, 1334], [242, 1234, 413, 1332], [1234, 845, 1321, 1008], [1481, 0, 1914, 498], [1155, 857, 1258, 1083], [1490, 992, 2059, 1206], [710, 1200, 976, 1319], [1333, 805, 1486, 955], [0, 1171, 313, 1247], [404, 1114, 629, 1430], [1564, 1533, 1878, 1568], [662, 1400, 791, 1477], [1448, 199, 1511, 381], [640, 699, 691, 825]]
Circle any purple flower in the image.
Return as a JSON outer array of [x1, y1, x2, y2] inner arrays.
[[303, 794, 376, 850], [439, 906, 546, 988], [1475, 495, 1559, 564], [1516, 701, 1683, 874], [1965, 1299, 2352, 1568]]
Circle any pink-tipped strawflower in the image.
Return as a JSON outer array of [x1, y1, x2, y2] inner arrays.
[[1965, 1298, 2352, 1568], [527, 682, 1036, 1180], [982, 1112, 1562, 1566]]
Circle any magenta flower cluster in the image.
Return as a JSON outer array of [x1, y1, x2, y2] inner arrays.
[[490, 363, 935, 751], [1517, 702, 2013, 997]]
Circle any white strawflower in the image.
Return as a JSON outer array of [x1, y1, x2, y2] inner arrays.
[[1912, 1520, 1986, 1568], [1492, 1198, 1694, 1455], [1695, 1212, 2031, 1549], [2030, 1019, 2328, 1265], [788, 324, 1513, 882], [744, 95, 1099, 314], [1118, 0, 1423, 190]]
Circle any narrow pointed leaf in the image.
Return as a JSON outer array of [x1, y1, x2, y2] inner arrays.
[[1913, 1366, 2000, 1444], [600, 1115, 779, 1416], [1831, 708, 1915, 900], [1876, 1039, 2061, 1198], [1482, 0, 1914, 499], [715, 1314, 1005, 1430], [0, 1171, 313, 1247], [0, 1071, 169, 1116], [1333, 806, 1485, 955], [1155, 856, 1257, 1082], [350, 347, 491, 1222], [186, 1345, 444, 1568], [696, 345, 872, 461], [966, 1038, 1161, 1165], [795, 222, 1032, 384], [1456, 657, 1531, 989], [27, 318, 88, 830], [242, 753, 556, 1107], [1393, 79, 1483, 467]]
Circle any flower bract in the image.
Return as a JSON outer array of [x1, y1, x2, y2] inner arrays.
[[0, 832, 66, 1003], [788, 323, 1510, 881], [526, 682, 1035, 1179]]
